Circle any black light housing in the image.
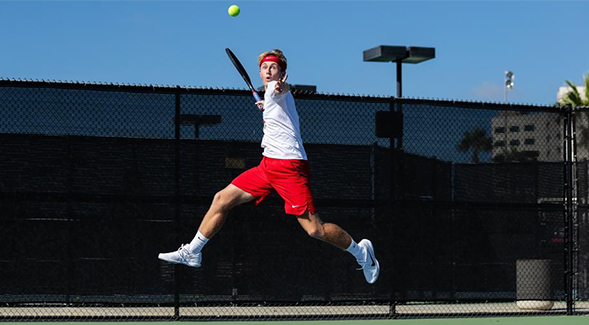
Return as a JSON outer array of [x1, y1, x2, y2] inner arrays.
[[363, 45, 435, 64]]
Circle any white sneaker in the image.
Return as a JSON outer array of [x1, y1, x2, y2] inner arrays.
[[158, 244, 202, 267], [357, 239, 380, 284]]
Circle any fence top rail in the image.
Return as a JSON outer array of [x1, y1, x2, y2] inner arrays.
[[0, 77, 563, 111], [397, 97, 561, 113], [0, 77, 390, 103]]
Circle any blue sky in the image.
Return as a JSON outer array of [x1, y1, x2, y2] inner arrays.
[[1, 1, 587, 105]]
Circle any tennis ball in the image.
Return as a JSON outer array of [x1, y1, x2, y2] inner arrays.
[[228, 5, 240, 17]]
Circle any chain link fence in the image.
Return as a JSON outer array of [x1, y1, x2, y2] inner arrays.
[[0, 79, 587, 320]]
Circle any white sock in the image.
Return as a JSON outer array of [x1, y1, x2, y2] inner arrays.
[[345, 239, 364, 260], [188, 231, 209, 254]]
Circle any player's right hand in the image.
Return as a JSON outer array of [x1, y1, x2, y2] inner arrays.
[[255, 100, 265, 111]]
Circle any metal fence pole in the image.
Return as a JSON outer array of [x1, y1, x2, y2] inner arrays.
[[572, 107, 580, 315], [174, 90, 181, 319], [66, 136, 74, 304], [564, 105, 574, 315], [389, 96, 397, 319]]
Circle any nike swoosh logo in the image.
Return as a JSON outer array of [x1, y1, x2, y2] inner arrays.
[[368, 250, 376, 267]]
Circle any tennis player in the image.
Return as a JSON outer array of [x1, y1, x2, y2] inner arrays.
[[159, 49, 380, 284]]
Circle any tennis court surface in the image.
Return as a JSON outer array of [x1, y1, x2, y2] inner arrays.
[[1, 315, 588, 325]]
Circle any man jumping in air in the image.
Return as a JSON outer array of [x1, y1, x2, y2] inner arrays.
[[159, 49, 380, 284]]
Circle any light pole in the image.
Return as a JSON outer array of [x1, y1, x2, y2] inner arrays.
[[504, 71, 514, 103], [363, 45, 435, 145], [502, 71, 515, 160], [363, 46, 435, 301]]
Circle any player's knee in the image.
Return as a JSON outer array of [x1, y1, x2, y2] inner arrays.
[[213, 190, 233, 210], [307, 225, 325, 240]]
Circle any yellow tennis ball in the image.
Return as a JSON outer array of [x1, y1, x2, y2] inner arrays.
[[228, 5, 240, 17]]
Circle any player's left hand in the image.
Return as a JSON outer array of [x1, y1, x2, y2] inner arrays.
[[275, 73, 289, 94]]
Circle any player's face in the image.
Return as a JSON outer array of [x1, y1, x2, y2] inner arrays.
[[259, 62, 284, 87]]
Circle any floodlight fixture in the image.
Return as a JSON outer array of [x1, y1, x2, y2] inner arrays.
[[504, 71, 515, 102], [505, 71, 515, 89], [363, 45, 435, 97]]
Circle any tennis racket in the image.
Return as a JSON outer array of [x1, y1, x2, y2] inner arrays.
[[225, 48, 263, 109]]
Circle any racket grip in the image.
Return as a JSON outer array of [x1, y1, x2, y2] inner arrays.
[[253, 91, 263, 109]]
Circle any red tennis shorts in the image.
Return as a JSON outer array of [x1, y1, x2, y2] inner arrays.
[[231, 156, 316, 216]]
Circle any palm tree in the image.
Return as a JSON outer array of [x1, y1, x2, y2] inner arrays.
[[457, 127, 493, 163], [560, 72, 589, 106], [560, 72, 589, 151]]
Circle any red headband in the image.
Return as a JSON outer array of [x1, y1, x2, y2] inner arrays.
[[260, 55, 287, 71]]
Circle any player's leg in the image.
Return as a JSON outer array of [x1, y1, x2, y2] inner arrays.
[[295, 210, 350, 249], [296, 211, 380, 284], [197, 184, 256, 238], [159, 161, 272, 267], [158, 184, 255, 267], [268, 158, 380, 284]]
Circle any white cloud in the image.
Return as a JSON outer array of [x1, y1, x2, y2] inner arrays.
[[471, 82, 503, 101]]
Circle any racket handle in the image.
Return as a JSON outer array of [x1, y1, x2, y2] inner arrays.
[[253, 91, 263, 109]]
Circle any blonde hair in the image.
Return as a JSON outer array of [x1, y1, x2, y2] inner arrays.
[[258, 49, 287, 71]]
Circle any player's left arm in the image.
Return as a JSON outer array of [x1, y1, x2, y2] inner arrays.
[[259, 74, 289, 110]]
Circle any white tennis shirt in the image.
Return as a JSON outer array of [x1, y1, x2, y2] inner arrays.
[[261, 80, 308, 160]]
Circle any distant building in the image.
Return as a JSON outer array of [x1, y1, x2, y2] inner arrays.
[[490, 83, 588, 162], [491, 112, 562, 162]]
